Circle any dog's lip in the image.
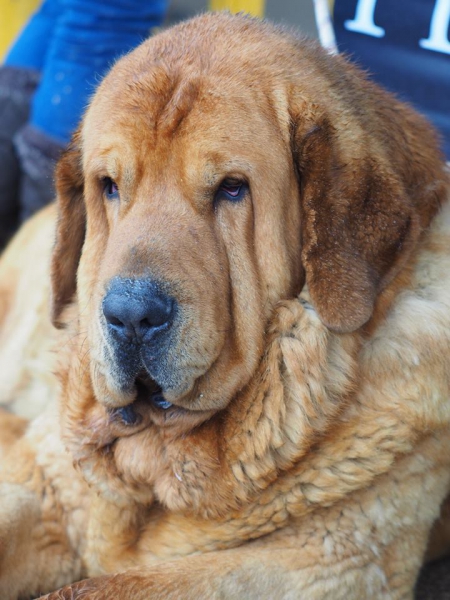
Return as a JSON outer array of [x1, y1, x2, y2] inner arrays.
[[110, 403, 143, 427], [108, 372, 173, 426], [134, 373, 173, 410], [107, 366, 222, 434], [109, 375, 217, 432]]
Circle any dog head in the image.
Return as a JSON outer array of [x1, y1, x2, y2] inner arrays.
[[51, 13, 447, 426]]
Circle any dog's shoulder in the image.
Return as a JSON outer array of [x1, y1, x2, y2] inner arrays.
[[361, 187, 450, 426]]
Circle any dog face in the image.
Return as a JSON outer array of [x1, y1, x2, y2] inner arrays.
[[51, 14, 446, 427], [59, 35, 304, 417]]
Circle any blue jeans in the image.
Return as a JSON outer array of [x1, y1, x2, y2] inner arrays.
[[5, 0, 167, 144]]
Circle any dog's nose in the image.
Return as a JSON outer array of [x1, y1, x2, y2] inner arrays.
[[103, 279, 175, 342]]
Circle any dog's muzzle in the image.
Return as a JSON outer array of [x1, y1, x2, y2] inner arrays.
[[101, 277, 179, 402]]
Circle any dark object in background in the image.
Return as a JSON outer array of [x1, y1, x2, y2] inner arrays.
[[334, 0, 450, 159], [0, 66, 39, 247]]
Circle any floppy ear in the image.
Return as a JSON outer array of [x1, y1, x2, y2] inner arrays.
[[51, 131, 86, 327], [293, 109, 433, 333]]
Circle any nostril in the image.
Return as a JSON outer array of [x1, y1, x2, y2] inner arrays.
[[107, 315, 125, 327], [139, 317, 160, 332], [103, 301, 126, 328]]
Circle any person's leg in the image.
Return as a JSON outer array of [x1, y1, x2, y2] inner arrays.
[[18, 0, 168, 221], [0, 67, 40, 247], [14, 124, 64, 221], [0, 0, 63, 247]]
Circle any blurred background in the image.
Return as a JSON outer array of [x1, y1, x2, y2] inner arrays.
[[167, 0, 318, 36], [1, 0, 320, 58]]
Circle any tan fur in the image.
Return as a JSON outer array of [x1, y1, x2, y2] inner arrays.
[[0, 204, 59, 418], [1, 13, 450, 600]]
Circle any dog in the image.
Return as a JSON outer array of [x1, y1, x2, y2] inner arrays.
[[1, 12, 450, 600]]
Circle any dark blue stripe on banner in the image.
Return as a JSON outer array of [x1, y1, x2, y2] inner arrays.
[[334, 0, 450, 158]]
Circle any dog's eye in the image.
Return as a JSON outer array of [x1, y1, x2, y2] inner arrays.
[[103, 177, 119, 200], [215, 179, 247, 202]]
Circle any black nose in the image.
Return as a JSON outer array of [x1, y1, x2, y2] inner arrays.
[[103, 278, 175, 342]]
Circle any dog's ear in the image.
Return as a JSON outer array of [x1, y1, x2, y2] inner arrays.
[[51, 131, 85, 328], [292, 93, 445, 333]]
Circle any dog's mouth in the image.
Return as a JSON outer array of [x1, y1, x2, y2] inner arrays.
[[110, 370, 206, 431], [135, 371, 172, 409], [108, 367, 217, 434], [107, 371, 167, 423]]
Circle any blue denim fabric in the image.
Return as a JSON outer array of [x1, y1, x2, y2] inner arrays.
[[6, 0, 167, 144]]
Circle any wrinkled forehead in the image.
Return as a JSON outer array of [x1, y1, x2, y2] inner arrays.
[[81, 55, 289, 183]]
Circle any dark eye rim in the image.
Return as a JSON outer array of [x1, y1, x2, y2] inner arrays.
[[215, 178, 249, 203], [102, 176, 119, 200]]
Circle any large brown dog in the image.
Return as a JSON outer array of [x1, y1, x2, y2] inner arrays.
[[1, 12, 450, 600]]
